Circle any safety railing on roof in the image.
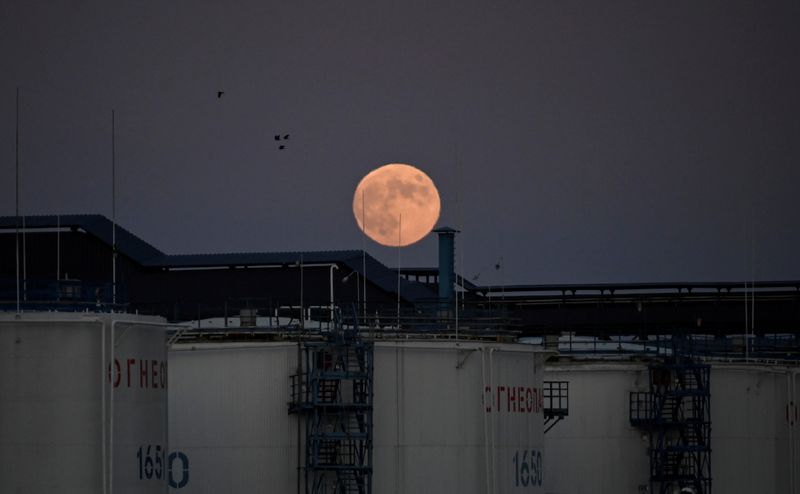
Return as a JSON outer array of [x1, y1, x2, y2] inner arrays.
[[0, 277, 127, 311], [128, 298, 519, 334], [532, 332, 800, 362]]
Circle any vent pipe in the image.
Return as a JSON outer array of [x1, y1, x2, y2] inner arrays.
[[433, 227, 459, 302]]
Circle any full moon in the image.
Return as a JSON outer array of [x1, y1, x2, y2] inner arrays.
[[353, 163, 441, 247]]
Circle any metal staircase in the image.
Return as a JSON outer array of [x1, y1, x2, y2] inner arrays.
[[290, 322, 374, 494], [630, 358, 712, 494]]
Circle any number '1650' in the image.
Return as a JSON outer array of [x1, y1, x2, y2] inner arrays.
[[512, 449, 543, 487], [136, 445, 190, 488]]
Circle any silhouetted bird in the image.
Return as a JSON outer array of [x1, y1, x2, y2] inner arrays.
[[217, 91, 224, 98], [276, 133, 290, 150]]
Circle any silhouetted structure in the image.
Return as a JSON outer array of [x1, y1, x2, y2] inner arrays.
[[1, 214, 799, 342]]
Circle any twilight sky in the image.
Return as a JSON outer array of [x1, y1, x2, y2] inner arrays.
[[1, 0, 798, 285]]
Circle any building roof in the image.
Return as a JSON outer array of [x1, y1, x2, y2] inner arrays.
[[151, 250, 436, 302], [0, 214, 435, 302], [0, 214, 164, 264]]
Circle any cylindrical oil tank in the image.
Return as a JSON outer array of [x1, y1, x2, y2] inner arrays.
[[543, 360, 799, 494], [373, 341, 546, 493], [710, 364, 797, 494], [543, 362, 651, 493], [0, 312, 169, 494], [167, 339, 548, 493], [168, 342, 299, 493]]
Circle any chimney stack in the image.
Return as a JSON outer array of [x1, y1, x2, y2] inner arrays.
[[433, 227, 459, 302]]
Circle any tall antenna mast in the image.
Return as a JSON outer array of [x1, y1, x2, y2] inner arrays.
[[111, 110, 117, 306], [454, 142, 463, 341], [15, 88, 20, 313], [397, 213, 401, 332]]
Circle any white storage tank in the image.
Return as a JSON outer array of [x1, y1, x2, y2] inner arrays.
[[167, 342, 298, 493], [0, 312, 170, 494], [543, 362, 651, 493], [711, 364, 798, 494], [167, 339, 548, 493], [373, 341, 546, 493], [543, 360, 800, 494]]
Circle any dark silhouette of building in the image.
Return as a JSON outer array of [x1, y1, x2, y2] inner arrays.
[[1, 214, 798, 341], [0, 215, 434, 322]]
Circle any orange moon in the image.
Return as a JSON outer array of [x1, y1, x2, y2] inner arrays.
[[353, 163, 441, 247]]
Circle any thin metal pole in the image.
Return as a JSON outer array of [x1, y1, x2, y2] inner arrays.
[[163, 334, 170, 494], [362, 189, 367, 325], [112, 110, 117, 306], [22, 213, 27, 301], [744, 281, 749, 362], [488, 348, 497, 493], [109, 321, 115, 494], [751, 287, 755, 354], [455, 143, 463, 341], [481, 350, 491, 494], [300, 254, 304, 331], [296, 253, 303, 493], [18, 87, 27, 303], [397, 214, 401, 331], [751, 236, 755, 355], [329, 265, 337, 327], [101, 322, 107, 494], [15, 87, 20, 313], [500, 256, 504, 302], [57, 214, 61, 281], [295, 303, 302, 494], [455, 268, 459, 342], [394, 340, 401, 494]]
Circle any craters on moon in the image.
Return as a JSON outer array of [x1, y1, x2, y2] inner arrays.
[[353, 163, 441, 247]]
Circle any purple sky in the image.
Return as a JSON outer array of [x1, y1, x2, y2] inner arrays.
[[1, 0, 798, 285]]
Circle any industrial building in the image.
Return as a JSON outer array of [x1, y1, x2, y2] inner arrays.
[[1, 214, 799, 493], [1, 214, 798, 337], [0, 214, 434, 322]]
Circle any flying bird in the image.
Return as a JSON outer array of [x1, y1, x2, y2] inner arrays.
[[275, 133, 290, 150], [217, 91, 224, 99]]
